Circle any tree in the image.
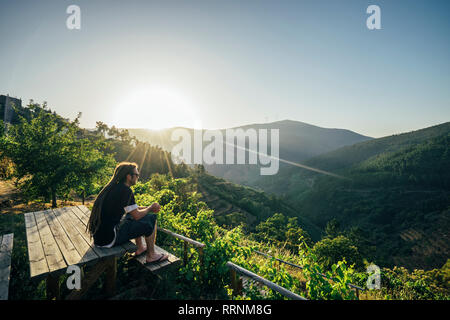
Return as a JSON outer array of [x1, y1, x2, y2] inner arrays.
[[0, 102, 113, 207], [68, 137, 116, 204], [311, 235, 364, 271], [324, 218, 341, 239], [253, 213, 312, 251], [95, 121, 109, 137]]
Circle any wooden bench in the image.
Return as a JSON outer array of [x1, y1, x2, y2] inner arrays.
[[24, 205, 137, 299], [23, 205, 182, 299], [132, 226, 209, 273], [133, 242, 181, 273], [0, 233, 14, 300]]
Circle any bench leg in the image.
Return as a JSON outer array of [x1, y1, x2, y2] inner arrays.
[[104, 256, 117, 297], [46, 274, 60, 300], [66, 259, 109, 300]]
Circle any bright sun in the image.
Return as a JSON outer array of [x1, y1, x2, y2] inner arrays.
[[113, 85, 202, 130]]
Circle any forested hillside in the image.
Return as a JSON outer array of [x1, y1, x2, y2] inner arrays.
[[253, 122, 450, 270], [193, 168, 323, 241]]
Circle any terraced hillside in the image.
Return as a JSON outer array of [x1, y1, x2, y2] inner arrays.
[[194, 172, 323, 241]]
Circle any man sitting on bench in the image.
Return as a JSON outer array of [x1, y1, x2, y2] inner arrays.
[[87, 161, 168, 265]]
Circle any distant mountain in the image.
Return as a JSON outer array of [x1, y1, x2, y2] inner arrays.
[[255, 121, 450, 194], [256, 122, 450, 270], [127, 120, 372, 185]]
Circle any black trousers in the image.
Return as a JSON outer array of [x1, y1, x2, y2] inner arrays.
[[114, 213, 157, 246]]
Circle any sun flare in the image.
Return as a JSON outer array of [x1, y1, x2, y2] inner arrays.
[[113, 85, 201, 130]]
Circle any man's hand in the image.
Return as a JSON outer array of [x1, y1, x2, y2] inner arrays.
[[148, 202, 161, 213]]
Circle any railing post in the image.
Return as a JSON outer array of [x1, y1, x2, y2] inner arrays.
[[198, 246, 204, 282], [198, 246, 204, 267], [104, 256, 117, 297], [183, 241, 188, 266], [230, 268, 237, 298], [46, 274, 60, 300], [237, 276, 243, 296]]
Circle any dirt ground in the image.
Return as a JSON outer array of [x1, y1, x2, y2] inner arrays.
[[0, 179, 95, 215]]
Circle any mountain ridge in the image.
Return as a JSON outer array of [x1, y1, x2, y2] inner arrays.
[[125, 119, 373, 185]]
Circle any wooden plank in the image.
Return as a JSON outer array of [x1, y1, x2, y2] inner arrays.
[[0, 233, 14, 300], [34, 210, 67, 273], [44, 209, 83, 266], [55, 207, 107, 258], [121, 240, 138, 253], [24, 212, 50, 279], [134, 245, 181, 273], [52, 208, 99, 265], [152, 246, 180, 271], [70, 205, 89, 226], [63, 207, 125, 258], [65, 207, 125, 258], [74, 206, 136, 254], [76, 204, 90, 215]]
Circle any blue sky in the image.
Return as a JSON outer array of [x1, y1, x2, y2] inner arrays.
[[0, 0, 449, 137]]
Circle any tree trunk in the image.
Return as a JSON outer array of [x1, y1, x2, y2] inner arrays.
[[82, 189, 85, 205], [51, 188, 57, 208], [44, 192, 50, 204]]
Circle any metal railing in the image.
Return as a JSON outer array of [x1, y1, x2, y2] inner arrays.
[[158, 227, 205, 266], [226, 261, 307, 300], [253, 250, 365, 298], [156, 229, 364, 299]]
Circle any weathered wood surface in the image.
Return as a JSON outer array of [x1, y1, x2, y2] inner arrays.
[[24, 205, 182, 300], [75, 205, 136, 254], [24, 213, 50, 278], [23, 206, 137, 280], [134, 244, 181, 273], [51, 208, 98, 265], [33, 210, 66, 273], [0, 233, 14, 300]]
